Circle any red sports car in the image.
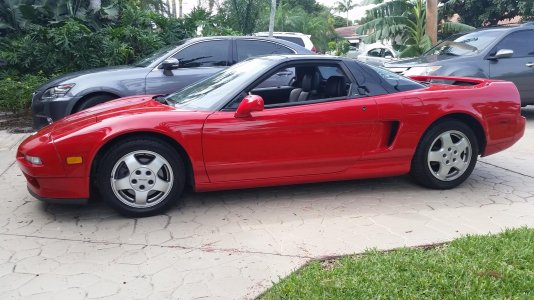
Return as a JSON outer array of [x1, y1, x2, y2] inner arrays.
[[17, 55, 525, 216]]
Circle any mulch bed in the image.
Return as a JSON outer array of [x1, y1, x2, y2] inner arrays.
[[0, 112, 34, 133]]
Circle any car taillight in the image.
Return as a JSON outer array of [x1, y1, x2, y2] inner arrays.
[[311, 47, 317, 53]]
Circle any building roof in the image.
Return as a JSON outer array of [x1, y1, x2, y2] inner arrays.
[[335, 26, 361, 39]]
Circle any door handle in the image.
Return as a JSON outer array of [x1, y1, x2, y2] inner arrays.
[[527, 63, 534, 68]]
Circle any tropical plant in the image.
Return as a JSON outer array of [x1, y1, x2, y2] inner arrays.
[[335, 0, 357, 26], [266, 3, 337, 52], [184, 6, 240, 36], [440, 0, 534, 26], [356, 0, 475, 57], [0, 73, 47, 113], [219, 0, 266, 35], [0, 2, 193, 76]]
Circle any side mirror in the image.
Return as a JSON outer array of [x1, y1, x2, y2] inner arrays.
[[384, 55, 393, 59], [490, 49, 513, 60], [235, 95, 264, 118], [161, 58, 180, 70]]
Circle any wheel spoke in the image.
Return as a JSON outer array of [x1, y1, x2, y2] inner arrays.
[[440, 133, 454, 149], [428, 150, 444, 162], [134, 191, 149, 205], [114, 177, 131, 191], [455, 158, 467, 169], [123, 155, 142, 173], [147, 157, 165, 173], [437, 164, 452, 178], [455, 138, 469, 154], [152, 179, 170, 192]]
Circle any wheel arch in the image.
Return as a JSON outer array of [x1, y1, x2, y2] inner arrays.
[[90, 131, 195, 191], [423, 113, 487, 155], [71, 91, 120, 114]]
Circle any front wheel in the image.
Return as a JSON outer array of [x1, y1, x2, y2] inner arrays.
[[411, 120, 479, 189], [97, 137, 185, 217]]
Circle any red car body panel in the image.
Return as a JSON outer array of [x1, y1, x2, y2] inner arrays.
[[17, 76, 525, 201]]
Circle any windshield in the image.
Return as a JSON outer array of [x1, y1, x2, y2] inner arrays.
[[424, 30, 504, 56], [165, 58, 278, 110], [135, 43, 183, 67]]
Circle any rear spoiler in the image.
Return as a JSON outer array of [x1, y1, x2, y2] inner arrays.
[[408, 75, 494, 86]]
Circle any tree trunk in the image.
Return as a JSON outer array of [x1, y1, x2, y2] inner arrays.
[[268, 0, 276, 37], [89, 0, 101, 11], [425, 0, 438, 45]]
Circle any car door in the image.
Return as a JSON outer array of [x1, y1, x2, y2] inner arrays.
[[145, 39, 231, 95], [201, 62, 379, 182], [488, 30, 534, 104], [365, 48, 384, 66]]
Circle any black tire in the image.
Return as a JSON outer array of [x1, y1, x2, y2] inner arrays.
[[75, 94, 117, 112], [97, 137, 185, 217], [411, 119, 479, 189]]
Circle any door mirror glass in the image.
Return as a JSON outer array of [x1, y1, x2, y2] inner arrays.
[[492, 49, 514, 59], [161, 58, 180, 70], [235, 95, 264, 118]]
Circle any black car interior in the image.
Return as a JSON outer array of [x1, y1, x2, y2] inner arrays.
[[249, 64, 352, 107]]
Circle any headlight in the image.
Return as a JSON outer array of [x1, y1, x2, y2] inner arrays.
[[25, 155, 42, 165], [403, 66, 442, 76], [41, 83, 75, 100]]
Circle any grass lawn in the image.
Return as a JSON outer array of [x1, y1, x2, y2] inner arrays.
[[260, 228, 534, 299]]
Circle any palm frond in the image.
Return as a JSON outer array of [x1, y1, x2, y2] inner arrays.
[[360, 0, 413, 23]]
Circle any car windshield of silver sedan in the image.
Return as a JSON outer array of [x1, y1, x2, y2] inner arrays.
[[423, 30, 503, 56], [164, 58, 276, 110]]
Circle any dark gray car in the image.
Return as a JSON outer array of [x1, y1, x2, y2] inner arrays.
[[385, 22, 534, 106], [31, 36, 312, 129]]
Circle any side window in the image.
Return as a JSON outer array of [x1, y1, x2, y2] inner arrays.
[[491, 30, 534, 58], [383, 50, 394, 58], [244, 63, 352, 108], [173, 40, 230, 68], [255, 67, 295, 89], [236, 40, 294, 62], [367, 65, 425, 92], [368, 48, 382, 57]]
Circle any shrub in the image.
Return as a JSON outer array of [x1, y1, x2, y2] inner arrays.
[[0, 74, 48, 113]]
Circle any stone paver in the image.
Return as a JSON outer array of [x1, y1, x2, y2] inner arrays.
[[0, 107, 533, 299]]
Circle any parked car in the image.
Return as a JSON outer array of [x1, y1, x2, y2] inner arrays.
[[385, 22, 534, 106], [343, 46, 361, 59], [18, 55, 525, 216], [357, 44, 399, 66], [254, 32, 316, 52], [31, 36, 312, 129]]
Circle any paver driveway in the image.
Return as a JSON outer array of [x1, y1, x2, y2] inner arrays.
[[1, 108, 534, 299]]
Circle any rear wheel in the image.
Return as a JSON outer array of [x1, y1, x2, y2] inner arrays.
[[411, 120, 478, 189], [97, 137, 185, 217]]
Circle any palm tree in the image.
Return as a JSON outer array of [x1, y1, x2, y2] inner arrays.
[[335, 0, 357, 26], [425, 0, 437, 45], [356, 0, 475, 57]]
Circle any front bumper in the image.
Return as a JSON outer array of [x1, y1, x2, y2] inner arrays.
[[31, 93, 75, 130], [28, 187, 87, 205], [17, 132, 91, 203]]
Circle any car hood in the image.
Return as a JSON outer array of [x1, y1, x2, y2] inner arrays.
[[385, 54, 462, 68], [49, 95, 179, 139], [35, 65, 142, 92]]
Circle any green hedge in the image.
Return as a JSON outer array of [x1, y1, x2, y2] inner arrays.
[[0, 75, 48, 113]]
